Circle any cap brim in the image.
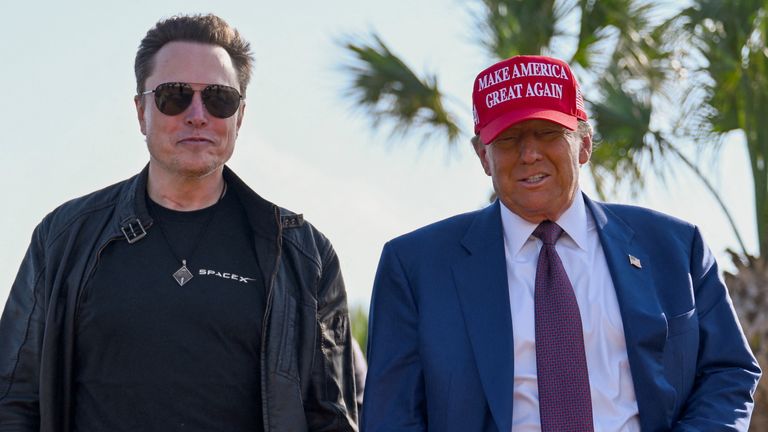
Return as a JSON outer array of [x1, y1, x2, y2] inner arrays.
[[478, 109, 579, 144]]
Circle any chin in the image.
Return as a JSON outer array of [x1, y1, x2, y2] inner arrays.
[[174, 160, 223, 179]]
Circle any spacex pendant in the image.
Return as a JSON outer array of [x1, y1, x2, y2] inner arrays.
[[173, 260, 194, 286]]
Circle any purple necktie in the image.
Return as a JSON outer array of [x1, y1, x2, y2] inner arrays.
[[533, 221, 594, 432]]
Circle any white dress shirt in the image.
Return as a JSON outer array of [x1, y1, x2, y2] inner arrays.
[[500, 192, 641, 432]]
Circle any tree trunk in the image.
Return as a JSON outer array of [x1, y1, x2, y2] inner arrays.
[[724, 252, 768, 430]]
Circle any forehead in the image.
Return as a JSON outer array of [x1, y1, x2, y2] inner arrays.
[[145, 41, 239, 90], [496, 119, 566, 136]]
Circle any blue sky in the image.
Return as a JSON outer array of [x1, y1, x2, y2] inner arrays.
[[0, 0, 756, 312]]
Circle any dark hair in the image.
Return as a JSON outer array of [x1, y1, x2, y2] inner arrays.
[[134, 14, 253, 96]]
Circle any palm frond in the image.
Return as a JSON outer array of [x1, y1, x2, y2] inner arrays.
[[339, 33, 461, 146], [588, 66, 655, 196], [473, 0, 561, 58]]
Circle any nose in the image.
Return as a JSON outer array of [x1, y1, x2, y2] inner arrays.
[[519, 134, 543, 164], [184, 92, 208, 128]]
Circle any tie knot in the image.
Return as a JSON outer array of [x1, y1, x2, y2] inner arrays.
[[533, 220, 564, 245]]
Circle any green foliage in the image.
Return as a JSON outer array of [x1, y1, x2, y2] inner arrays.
[[575, 0, 665, 77], [588, 66, 654, 198], [678, 0, 768, 254], [349, 304, 369, 356], [340, 34, 461, 146], [473, 0, 564, 58]]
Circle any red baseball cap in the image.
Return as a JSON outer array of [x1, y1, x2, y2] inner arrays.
[[472, 55, 587, 144]]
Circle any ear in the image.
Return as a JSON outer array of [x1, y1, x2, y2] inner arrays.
[[472, 136, 492, 176], [578, 133, 592, 165], [134, 95, 147, 136]]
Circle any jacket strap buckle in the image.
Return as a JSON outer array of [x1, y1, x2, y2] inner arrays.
[[281, 214, 304, 229], [121, 218, 147, 244]]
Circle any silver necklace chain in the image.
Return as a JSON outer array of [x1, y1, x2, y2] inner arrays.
[[153, 182, 227, 286]]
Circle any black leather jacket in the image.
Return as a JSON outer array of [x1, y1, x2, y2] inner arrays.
[[0, 165, 358, 431]]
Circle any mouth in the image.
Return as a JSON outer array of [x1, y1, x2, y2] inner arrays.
[[520, 173, 549, 184], [177, 136, 214, 145]]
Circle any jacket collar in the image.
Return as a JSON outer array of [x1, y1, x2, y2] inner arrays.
[[114, 164, 281, 289], [114, 164, 152, 243], [221, 165, 280, 242], [115, 164, 280, 241]]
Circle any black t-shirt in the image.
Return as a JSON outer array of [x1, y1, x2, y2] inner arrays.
[[74, 188, 266, 432]]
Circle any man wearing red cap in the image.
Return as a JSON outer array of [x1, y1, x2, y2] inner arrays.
[[362, 55, 760, 431]]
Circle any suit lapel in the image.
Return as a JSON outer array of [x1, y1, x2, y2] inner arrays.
[[585, 196, 676, 429], [452, 201, 513, 432]]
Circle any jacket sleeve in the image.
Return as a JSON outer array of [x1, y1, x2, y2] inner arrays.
[[361, 242, 427, 432], [672, 227, 761, 431], [0, 224, 47, 431], [305, 239, 358, 431]]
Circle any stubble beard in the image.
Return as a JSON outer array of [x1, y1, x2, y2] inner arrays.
[[169, 156, 223, 180], [148, 147, 224, 181]]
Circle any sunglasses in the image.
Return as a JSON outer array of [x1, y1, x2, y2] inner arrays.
[[140, 82, 243, 119]]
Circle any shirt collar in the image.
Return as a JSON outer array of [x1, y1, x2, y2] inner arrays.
[[556, 189, 590, 252], [499, 189, 591, 257]]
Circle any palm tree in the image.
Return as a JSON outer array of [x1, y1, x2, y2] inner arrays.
[[339, 0, 768, 427], [680, 1, 768, 427]]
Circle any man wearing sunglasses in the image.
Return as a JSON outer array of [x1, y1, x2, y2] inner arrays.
[[0, 14, 357, 432]]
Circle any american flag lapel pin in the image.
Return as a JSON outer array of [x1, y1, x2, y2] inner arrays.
[[628, 254, 642, 269]]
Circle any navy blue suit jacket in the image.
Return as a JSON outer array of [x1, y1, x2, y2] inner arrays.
[[362, 196, 760, 432]]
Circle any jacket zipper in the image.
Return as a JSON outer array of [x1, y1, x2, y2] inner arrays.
[[74, 219, 153, 322], [260, 206, 282, 431], [73, 235, 122, 324]]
